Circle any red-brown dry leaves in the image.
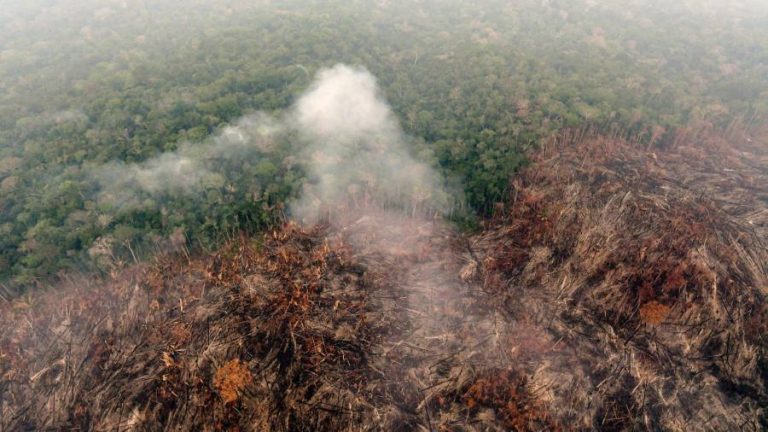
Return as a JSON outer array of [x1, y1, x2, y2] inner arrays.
[[462, 369, 561, 431], [169, 322, 192, 346], [213, 360, 252, 405], [0, 222, 377, 431], [204, 236, 262, 288], [484, 133, 761, 325], [639, 301, 671, 326], [256, 224, 325, 327]]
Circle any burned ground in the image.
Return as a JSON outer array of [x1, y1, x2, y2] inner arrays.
[[1, 128, 766, 431], [473, 127, 768, 430]]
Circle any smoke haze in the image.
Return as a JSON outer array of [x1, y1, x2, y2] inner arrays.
[[291, 64, 452, 224], [94, 112, 284, 210], [95, 64, 454, 222]]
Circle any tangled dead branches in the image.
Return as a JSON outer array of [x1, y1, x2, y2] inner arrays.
[[475, 130, 768, 430]]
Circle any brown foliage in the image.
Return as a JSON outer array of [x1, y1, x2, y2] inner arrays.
[[639, 301, 671, 326], [475, 128, 768, 429], [214, 360, 252, 404], [463, 369, 561, 431], [0, 224, 379, 431]]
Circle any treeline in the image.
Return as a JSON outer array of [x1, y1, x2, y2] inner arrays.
[[0, 0, 766, 287]]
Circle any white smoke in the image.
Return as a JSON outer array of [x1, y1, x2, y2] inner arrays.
[[95, 64, 454, 220], [290, 64, 452, 223], [98, 153, 202, 198], [94, 112, 284, 210]]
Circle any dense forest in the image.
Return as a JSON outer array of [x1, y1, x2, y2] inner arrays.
[[1, 0, 767, 288]]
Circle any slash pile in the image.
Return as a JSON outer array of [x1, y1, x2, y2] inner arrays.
[[0, 224, 391, 431], [474, 128, 768, 430], [0, 215, 556, 431]]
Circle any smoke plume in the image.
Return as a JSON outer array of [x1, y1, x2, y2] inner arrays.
[[290, 64, 452, 223], [95, 112, 284, 210], [95, 64, 454, 222]]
